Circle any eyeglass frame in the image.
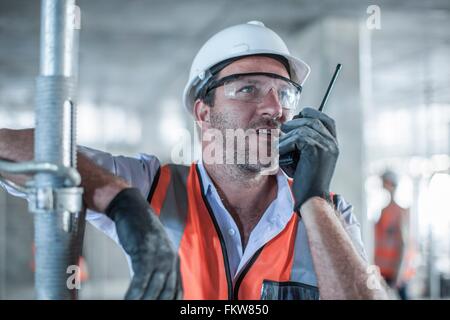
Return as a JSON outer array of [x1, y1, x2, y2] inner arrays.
[[201, 72, 303, 109]]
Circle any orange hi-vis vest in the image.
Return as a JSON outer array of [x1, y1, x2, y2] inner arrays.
[[375, 202, 415, 281], [148, 163, 321, 300]]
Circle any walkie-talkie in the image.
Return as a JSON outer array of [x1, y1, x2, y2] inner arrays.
[[279, 64, 342, 177]]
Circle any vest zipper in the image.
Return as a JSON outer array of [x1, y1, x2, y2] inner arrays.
[[232, 246, 265, 300], [195, 164, 266, 300], [196, 165, 234, 299]]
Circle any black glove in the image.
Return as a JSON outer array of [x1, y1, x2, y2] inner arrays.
[[105, 188, 183, 300], [279, 107, 339, 212]]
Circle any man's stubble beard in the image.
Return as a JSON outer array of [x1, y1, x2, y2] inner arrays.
[[208, 109, 278, 174]]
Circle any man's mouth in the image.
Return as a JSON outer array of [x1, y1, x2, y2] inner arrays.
[[255, 128, 278, 136]]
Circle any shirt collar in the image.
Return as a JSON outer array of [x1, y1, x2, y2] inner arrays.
[[196, 161, 295, 217]]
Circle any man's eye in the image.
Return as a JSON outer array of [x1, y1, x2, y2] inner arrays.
[[278, 90, 288, 100], [279, 89, 295, 101], [237, 85, 256, 94]]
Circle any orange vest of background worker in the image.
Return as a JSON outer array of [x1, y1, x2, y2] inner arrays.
[[149, 163, 329, 300], [374, 170, 415, 300]]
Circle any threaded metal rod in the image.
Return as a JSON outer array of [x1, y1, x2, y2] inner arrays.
[[34, 0, 83, 300]]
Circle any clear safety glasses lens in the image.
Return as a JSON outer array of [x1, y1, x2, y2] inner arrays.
[[208, 73, 302, 110]]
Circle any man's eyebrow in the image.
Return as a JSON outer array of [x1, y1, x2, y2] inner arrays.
[[240, 77, 262, 84]]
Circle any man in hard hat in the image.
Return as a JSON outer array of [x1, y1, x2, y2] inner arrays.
[[375, 170, 415, 300], [0, 21, 387, 300]]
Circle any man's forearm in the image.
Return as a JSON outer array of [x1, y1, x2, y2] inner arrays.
[[0, 128, 34, 161], [300, 197, 388, 299], [77, 153, 128, 212], [0, 128, 128, 213], [0, 128, 35, 185]]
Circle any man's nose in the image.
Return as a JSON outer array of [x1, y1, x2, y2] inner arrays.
[[257, 88, 283, 119]]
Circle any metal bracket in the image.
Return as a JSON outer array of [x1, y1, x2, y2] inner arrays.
[[28, 187, 83, 232]]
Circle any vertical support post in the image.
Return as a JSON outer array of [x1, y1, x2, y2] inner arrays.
[[33, 0, 84, 300]]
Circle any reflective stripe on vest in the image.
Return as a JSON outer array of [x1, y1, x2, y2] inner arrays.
[[149, 163, 319, 300]]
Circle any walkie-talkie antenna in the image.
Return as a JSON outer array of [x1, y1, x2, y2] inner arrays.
[[318, 63, 342, 112]]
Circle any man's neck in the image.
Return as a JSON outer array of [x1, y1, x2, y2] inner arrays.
[[203, 162, 278, 249]]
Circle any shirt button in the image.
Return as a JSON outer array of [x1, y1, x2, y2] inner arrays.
[[228, 228, 236, 236]]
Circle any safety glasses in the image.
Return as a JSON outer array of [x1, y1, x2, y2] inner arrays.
[[205, 72, 302, 110]]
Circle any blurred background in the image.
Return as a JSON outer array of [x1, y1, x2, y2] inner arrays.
[[0, 0, 449, 299]]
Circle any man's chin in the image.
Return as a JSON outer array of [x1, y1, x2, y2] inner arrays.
[[236, 161, 279, 176], [236, 163, 260, 173]]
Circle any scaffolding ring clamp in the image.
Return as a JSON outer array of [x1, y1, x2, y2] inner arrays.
[[29, 187, 83, 214]]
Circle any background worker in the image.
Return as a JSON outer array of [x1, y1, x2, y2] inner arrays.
[[375, 170, 415, 300]]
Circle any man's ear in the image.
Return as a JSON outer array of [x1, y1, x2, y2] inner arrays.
[[193, 99, 210, 124]]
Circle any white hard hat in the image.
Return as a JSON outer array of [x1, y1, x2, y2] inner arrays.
[[182, 21, 311, 114]]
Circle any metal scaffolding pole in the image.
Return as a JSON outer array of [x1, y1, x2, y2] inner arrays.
[[33, 0, 84, 300], [0, 0, 85, 299]]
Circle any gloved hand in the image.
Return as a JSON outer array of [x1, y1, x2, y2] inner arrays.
[[105, 187, 183, 300], [279, 107, 339, 212]]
